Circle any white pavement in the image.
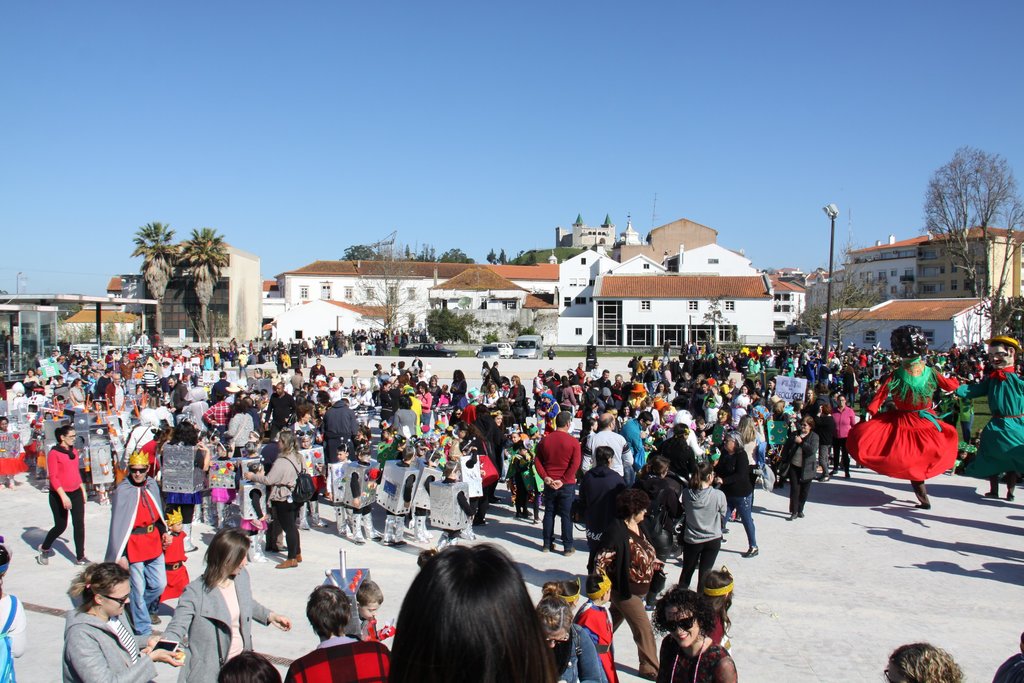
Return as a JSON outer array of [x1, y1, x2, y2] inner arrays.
[[3, 355, 1022, 681]]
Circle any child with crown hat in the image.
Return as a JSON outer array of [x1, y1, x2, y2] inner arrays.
[[574, 571, 618, 683], [160, 507, 190, 602]]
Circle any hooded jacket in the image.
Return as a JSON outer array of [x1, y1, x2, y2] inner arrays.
[[681, 486, 727, 544], [62, 610, 158, 683]]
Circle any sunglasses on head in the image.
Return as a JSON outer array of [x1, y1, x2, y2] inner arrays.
[[665, 616, 697, 632]]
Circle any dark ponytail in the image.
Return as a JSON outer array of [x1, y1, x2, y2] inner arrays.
[[690, 461, 715, 491]]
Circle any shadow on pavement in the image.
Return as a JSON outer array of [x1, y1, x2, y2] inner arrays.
[[907, 560, 1024, 586], [20, 526, 76, 564], [863, 525, 1024, 563], [875, 508, 1024, 537]]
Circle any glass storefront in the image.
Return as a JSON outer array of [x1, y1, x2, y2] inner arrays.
[[0, 306, 60, 378]]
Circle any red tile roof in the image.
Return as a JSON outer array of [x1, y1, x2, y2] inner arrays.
[[833, 298, 982, 321], [524, 293, 557, 309], [278, 260, 558, 281], [596, 275, 770, 299], [262, 280, 279, 293], [64, 310, 138, 324], [850, 228, 1019, 254], [106, 276, 122, 292], [325, 300, 386, 318], [432, 267, 523, 292], [769, 277, 806, 293]]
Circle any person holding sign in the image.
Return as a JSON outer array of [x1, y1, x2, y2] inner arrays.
[[847, 326, 959, 509]]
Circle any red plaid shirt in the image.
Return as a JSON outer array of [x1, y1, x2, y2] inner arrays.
[[203, 400, 231, 428], [285, 640, 390, 683]]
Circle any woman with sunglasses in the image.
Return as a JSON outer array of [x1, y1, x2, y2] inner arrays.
[[652, 587, 737, 683], [38, 425, 89, 566], [63, 562, 183, 682]]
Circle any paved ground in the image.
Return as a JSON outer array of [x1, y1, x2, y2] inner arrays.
[[4, 354, 1022, 681]]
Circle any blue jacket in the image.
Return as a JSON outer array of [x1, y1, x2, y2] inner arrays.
[[621, 419, 646, 471]]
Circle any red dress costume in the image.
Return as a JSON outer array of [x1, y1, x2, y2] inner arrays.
[[575, 601, 617, 683], [847, 362, 959, 481], [160, 531, 189, 602]]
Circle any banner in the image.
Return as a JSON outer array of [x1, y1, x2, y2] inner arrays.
[[0, 433, 22, 458], [40, 358, 62, 379], [775, 376, 808, 403]]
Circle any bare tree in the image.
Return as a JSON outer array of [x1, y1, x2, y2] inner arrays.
[[356, 261, 425, 334], [808, 245, 887, 346], [924, 146, 1024, 332]]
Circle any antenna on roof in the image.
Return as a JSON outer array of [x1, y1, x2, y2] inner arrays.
[[650, 193, 658, 229]]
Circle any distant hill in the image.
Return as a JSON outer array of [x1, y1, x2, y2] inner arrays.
[[509, 247, 585, 265]]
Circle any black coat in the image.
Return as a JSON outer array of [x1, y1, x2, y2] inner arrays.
[[714, 447, 753, 498], [578, 466, 626, 539]]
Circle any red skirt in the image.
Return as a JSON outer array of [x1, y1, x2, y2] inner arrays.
[[0, 455, 27, 476], [161, 565, 190, 602], [847, 410, 958, 481]]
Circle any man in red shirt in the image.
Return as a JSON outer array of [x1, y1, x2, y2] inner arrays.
[[535, 411, 582, 556], [105, 450, 170, 636], [285, 585, 390, 683]]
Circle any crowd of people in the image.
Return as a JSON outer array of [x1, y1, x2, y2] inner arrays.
[[0, 333, 1020, 682]]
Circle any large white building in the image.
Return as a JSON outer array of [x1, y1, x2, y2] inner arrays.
[[664, 243, 759, 276], [769, 276, 806, 335], [555, 248, 619, 345], [828, 299, 989, 350], [272, 260, 558, 334], [592, 274, 775, 347]]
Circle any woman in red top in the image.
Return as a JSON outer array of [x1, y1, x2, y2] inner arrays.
[[38, 425, 89, 565]]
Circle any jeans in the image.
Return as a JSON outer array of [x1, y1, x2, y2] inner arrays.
[[725, 493, 757, 549], [542, 484, 576, 550], [961, 419, 973, 442], [129, 555, 167, 635]]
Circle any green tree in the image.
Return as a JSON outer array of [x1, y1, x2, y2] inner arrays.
[[486, 249, 497, 264], [498, 248, 507, 264], [439, 248, 474, 263], [131, 221, 178, 341], [426, 308, 475, 343], [179, 228, 230, 345], [416, 244, 437, 262], [343, 244, 377, 260]]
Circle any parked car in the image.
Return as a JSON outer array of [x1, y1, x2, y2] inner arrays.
[[399, 342, 458, 358], [512, 335, 544, 359], [477, 344, 501, 359], [477, 342, 513, 359]]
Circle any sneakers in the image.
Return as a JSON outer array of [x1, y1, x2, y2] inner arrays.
[[36, 546, 51, 566], [742, 547, 759, 558], [562, 547, 575, 557], [75, 557, 91, 566]]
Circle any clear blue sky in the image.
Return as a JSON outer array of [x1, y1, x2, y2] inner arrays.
[[2, 1, 1021, 294]]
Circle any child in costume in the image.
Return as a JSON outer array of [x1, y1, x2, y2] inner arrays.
[[702, 566, 734, 652], [241, 464, 270, 563], [160, 508, 190, 602], [410, 439, 440, 544], [356, 579, 396, 643], [574, 572, 617, 683], [847, 325, 960, 509], [432, 458, 473, 550], [955, 335, 1024, 500], [343, 447, 382, 544], [380, 446, 417, 547], [507, 434, 542, 523]]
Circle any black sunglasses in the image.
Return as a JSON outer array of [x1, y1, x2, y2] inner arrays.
[[129, 468, 148, 474], [100, 593, 131, 606], [664, 615, 697, 632]]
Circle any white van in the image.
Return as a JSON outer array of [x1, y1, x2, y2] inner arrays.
[[512, 335, 544, 359]]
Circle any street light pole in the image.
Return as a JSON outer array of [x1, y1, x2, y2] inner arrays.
[[822, 204, 839, 367]]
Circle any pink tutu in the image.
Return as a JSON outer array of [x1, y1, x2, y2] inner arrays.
[[210, 487, 237, 504]]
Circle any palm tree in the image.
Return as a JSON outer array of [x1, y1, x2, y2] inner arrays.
[[131, 222, 179, 343], [179, 227, 229, 346]]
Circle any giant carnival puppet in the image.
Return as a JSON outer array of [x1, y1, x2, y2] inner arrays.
[[847, 325, 959, 509], [956, 335, 1024, 499]]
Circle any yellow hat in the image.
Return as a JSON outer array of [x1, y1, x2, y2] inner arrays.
[[128, 451, 149, 468], [988, 335, 1021, 352], [585, 572, 612, 600], [166, 508, 183, 526]]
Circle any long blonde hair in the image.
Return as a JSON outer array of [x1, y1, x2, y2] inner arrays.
[[278, 429, 299, 457]]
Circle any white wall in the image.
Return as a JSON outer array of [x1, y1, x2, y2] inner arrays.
[[678, 243, 758, 276], [610, 255, 666, 275], [556, 249, 617, 344], [612, 296, 775, 345], [271, 300, 369, 341], [827, 311, 990, 350]]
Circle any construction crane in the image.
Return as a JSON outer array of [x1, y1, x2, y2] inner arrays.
[[368, 230, 398, 260]]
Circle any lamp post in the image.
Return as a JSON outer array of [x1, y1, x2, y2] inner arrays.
[[822, 204, 839, 366]]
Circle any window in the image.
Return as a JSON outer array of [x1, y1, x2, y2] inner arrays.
[[563, 297, 572, 308], [407, 287, 417, 300], [920, 266, 941, 277], [597, 301, 622, 346], [725, 301, 735, 311], [626, 324, 654, 346], [299, 286, 309, 300], [580, 258, 587, 265], [344, 286, 353, 300], [502, 300, 517, 310], [640, 300, 651, 311], [708, 258, 719, 264], [891, 270, 897, 276], [320, 283, 331, 300], [589, 279, 595, 286], [658, 325, 684, 347], [923, 329, 935, 345], [688, 301, 698, 311], [575, 327, 583, 336], [863, 330, 876, 344], [717, 325, 737, 343], [951, 280, 958, 291], [920, 283, 944, 294], [642, 263, 650, 270], [919, 249, 938, 260], [575, 296, 587, 305]]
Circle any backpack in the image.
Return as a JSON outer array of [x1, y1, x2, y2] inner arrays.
[[286, 458, 317, 505], [0, 595, 19, 683]]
